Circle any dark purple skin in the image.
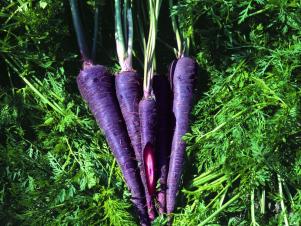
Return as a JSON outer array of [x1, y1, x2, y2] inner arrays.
[[166, 57, 197, 214], [153, 75, 173, 214], [115, 71, 143, 161], [139, 97, 158, 221], [77, 65, 150, 226]]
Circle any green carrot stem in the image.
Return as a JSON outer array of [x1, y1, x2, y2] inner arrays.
[[260, 189, 265, 214], [115, 0, 126, 67], [169, 0, 183, 58], [126, 7, 133, 66], [205, 174, 240, 209], [107, 159, 116, 189], [199, 193, 240, 226], [219, 189, 227, 207], [191, 172, 224, 187], [69, 0, 90, 62], [143, 0, 161, 95], [143, 0, 154, 93], [123, 0, 128, 47], [277, 174, 289, 226], [92, 0, 100, 63], [251, 189, 259, 226], [115, 0, 134, 71], [185, 36, 190, 56], [193, 168, 217, 180], [184, 175, 228, 195]]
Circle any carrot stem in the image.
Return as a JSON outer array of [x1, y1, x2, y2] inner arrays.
[[169, 0, 182, 58], [251, 189, 259, 226], [92, 0, 100, 63], [143, 0, 162, 95], [123, 0, 128, 47], [199, 193, 240, 226], [115, 0, 134, 71], [115, 0, 126, 68], [277, 174, 289, 226], [69, 0, 90, 62], [260, 189, 265, 214], [126, 7, 133, 67], [107, 159, 116, 189], [205, 174, 240, 209]]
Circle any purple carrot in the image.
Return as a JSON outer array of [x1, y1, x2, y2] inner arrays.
[[139, 96, 157, 220], [77, 65, 149, 225], [115, 71, 155, 218], [166, 57, 197, 214], [153, 75, 173, 214]]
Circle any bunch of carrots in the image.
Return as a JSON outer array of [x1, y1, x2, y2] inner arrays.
[[69, 0, 197, 225]]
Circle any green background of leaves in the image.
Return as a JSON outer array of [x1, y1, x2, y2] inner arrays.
[[1, 0, 300, 225]]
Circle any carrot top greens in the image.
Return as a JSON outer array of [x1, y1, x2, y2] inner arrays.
[[143, 0, 162, 97], [169, 0, 190, 58], [115, 0, 134, 71], [69, 0, 90, 62]]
